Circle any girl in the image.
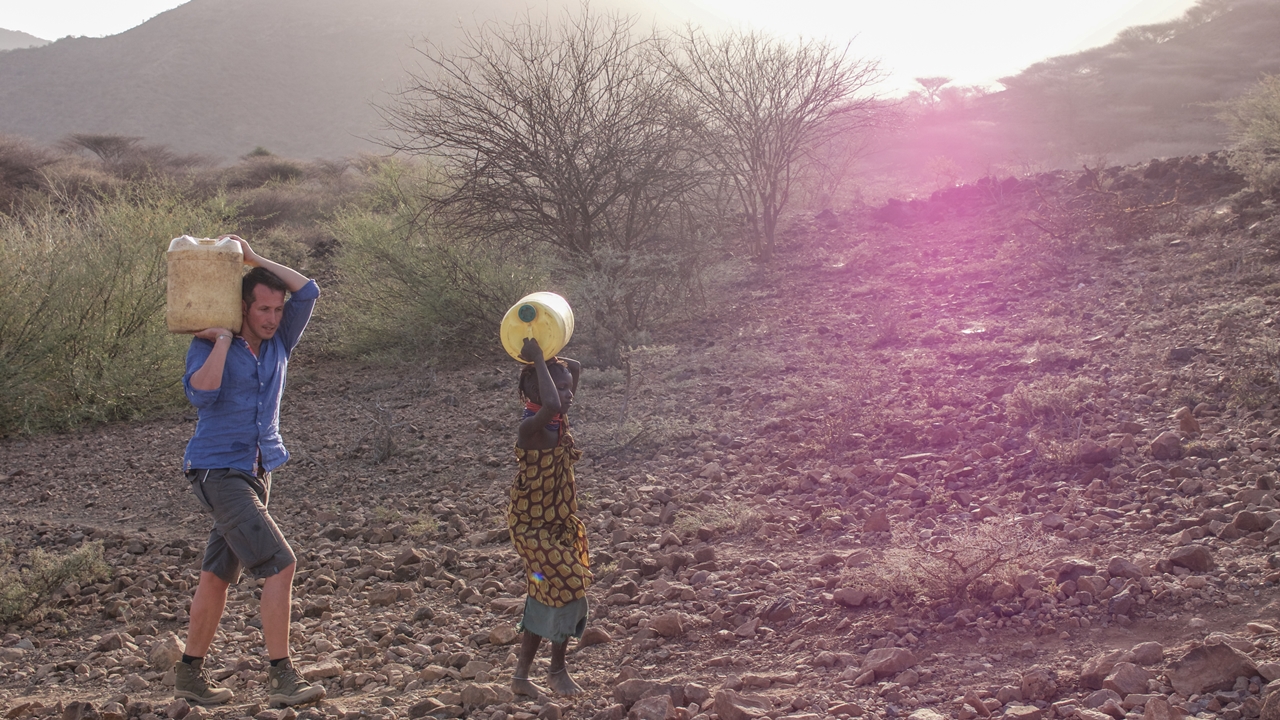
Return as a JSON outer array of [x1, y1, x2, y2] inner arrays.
[[508, 337, 590, 697]]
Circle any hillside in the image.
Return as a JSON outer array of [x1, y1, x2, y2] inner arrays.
[[5, 155, 1280, 719], [0, 29, 47, 52], [873, 0, 1280, 186], [0, 0, 714, 161]]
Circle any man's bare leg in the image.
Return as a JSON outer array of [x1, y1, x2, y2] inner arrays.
[[185, 571, 231, 656], [260, 563, 296, 660]]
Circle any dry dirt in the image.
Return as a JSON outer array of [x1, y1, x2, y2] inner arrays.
[[5, 153, 1280, 720]]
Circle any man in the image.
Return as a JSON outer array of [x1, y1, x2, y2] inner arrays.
[[174, 235, 324, 708]]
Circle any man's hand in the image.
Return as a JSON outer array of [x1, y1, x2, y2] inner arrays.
[[194, 327, 234, 343], [219, 233, 309, 293], [221, 234, 259, 267]]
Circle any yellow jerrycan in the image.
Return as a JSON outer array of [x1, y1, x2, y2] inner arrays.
[[500, 292, 574, 363], [165, 235, 244, 334]]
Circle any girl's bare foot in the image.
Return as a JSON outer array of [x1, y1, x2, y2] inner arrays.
[[547, 667, 583, 696], [511, 676, 547, 697]]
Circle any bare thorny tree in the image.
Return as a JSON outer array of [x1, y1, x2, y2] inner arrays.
[[384, 10, 703, 260], [384, 8, 716, 353], [382, 5, 888, 361], [663, 29, 886, 260]]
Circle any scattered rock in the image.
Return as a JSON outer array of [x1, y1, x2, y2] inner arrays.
[[713, 690, 770, 720], [1080, 650, 1131, 690], [490, 625, 519, 646], [1103, 663, 1150, 696], [149, 633, 185, 671], [862, 648, 916, 679], [1169, 545, 1214, 572], [578, 627, 612, 648], [1002, 706, 1042, 720], [63, 702, 100, 720], [649, 613, 685, 638], [1130, 642, 1164, 666], [832, 588, 867, 607], [1020, 666, 1057, 702], [615, 679, 657, 708], [1150, 432, 1182, 460], [628, 695, 675, 720], [863, 510, 891, 533], [300, 660, 342, 681]]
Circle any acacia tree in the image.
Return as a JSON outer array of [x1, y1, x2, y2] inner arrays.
[[664, 29, 884, 260], [914, 76, 952, 108], [384, 8, 702, 261]]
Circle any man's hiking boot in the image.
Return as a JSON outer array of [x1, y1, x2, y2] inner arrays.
[[174, 658, 234, 705], [267, 658, 326, 707]]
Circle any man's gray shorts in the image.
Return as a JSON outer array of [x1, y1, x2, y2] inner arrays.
[[187, 468, 295, 584]]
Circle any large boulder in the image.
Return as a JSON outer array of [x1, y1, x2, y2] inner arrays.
[[1168, 643, 1258, 696]]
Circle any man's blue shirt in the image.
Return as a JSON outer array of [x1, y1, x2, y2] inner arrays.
[[182, 280, 319, 475]]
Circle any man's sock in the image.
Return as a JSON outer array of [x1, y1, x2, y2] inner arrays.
[[269, 657, 288, 667], [181, 654, 202, 665]]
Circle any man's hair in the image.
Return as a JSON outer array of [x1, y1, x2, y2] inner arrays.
[[242, 267, 288, 304], [519, 358, 570, 404]]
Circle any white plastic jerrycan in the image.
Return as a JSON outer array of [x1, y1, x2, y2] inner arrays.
[[165, 235, 244, 333]]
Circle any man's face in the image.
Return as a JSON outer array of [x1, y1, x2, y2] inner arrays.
[[242, 284, 286, 343]]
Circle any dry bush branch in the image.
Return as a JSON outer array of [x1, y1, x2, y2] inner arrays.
[[853, 518, 1058, 604]]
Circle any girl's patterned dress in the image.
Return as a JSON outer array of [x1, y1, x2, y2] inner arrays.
[[508, 419, 592, 642]]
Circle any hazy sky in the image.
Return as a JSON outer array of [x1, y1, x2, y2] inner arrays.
[[1, 0, 1201, 91]]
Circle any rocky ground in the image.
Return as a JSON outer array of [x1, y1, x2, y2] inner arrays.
[[5, 153, 1280, 720]]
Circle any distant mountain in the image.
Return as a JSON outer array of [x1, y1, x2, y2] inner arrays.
[[0, 0, 714, 161], [996, 0, 1280, 162], [877, 0, 1280, 184], [0, 28, 48, 51]]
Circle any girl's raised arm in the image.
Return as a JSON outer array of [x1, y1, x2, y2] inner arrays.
[[518, 338, 561, 447]]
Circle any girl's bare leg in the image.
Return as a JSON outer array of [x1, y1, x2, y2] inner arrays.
[[511, 631, 547, 697], [546, 640, 583, 696]]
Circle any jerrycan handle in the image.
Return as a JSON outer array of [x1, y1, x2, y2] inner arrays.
[[517, 304, 537, 323]]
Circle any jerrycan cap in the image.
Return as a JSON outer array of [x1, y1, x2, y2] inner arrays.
[[517, 304, 538, 322]]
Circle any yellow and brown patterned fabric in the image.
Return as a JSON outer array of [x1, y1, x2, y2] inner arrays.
[[508, 428, 592, 608]]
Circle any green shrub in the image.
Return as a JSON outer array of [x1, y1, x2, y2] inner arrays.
[[330, 164, 546, 362], [1220, 74, 1280, 194], [0, 183, 235, 435], [221, 155, 306, 189], [332, 158, 723, 366], [0, 540, 111, 624], [566, 241, 718, 366], [0, 135, 56, 213]]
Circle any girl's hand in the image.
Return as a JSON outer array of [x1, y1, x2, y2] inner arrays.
[[521, 337, 545, 363]]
